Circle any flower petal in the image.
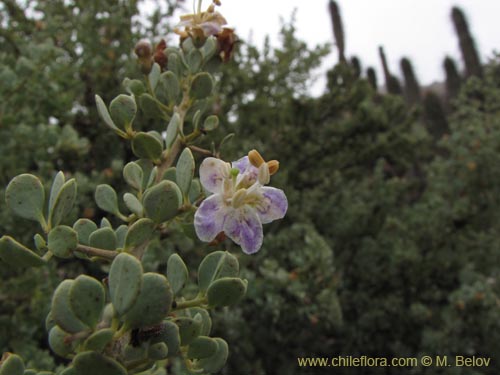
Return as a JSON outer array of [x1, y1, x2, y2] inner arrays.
[[199, 157, 231, 194], [232, 156, 259, 188], [223, 206, 263, 254], [194, 194, 227, 242], [255, 187, 288, 224]]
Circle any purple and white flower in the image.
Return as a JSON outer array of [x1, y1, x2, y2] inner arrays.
[[194, 154, 288, 254]]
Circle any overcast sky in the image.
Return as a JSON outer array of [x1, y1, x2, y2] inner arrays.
[[223, 0, 500, 95], [146, 0, 500, 96]]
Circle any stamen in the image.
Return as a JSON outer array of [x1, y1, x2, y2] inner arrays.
[[267, 160, 279, 175], [248, 149, 265, 167]]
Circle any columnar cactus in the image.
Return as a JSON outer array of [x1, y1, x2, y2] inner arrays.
[[328, 0, 346, 63], [378, 46, 402, 95], [443, 55, 462, 102], [400, 57, 421, 106], [366, 67, 378, 90], [0, 1, 287, 374], [451, 6, 482, 78]]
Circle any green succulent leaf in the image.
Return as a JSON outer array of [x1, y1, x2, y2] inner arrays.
[[139, 93, 164, 119], [143, 180, 182, 223], [190, 72, 213, 100], [51, 280, 89, 333], [95, 94, 121, 133], [49, 179, 77, 227], [0, 236, 45, 268], [187, 49, 203, 73], [48, 226, 78, 258], [48, 326, 73, 358], [123, 218, 155, 250], [187, 307, 212, 336], [194, 338, 229, 374], [148, 342, 169, 360], [89, 227, 117, 250], [73, 351, 127, 375], [95, 184, 120, 216], [83, 328, 114, 351], [123, 162, 144, 191], [0, 353, 24, 375], [123, 78, 146, 96], [175, 316, 201, 346], [131, 132, 163, 160], [176, 147, 195, 196], [70, 275, 105, 328], [198, 251, 239, 293], [187, 336, 218, 359], [108, 253, 143, 316], [160, 71, 180, 104], [165, 113, 180, 149], [123, 193, 143, 217], [148, 62, 161, 90], [163, 167, 177, 182], [123, 273, 173, 329], [207, 277, 247, 307], [73, 219, 98, 246], [203, 115, 219, 131], [167, 253, 188, 294], [5, 174, 45, 224], [48, 171, 65, 214], [151, 321, 181, 357], [109, 94, 137, 132]]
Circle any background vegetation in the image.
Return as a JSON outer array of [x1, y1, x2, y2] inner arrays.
[[1, 1, 499, 374]]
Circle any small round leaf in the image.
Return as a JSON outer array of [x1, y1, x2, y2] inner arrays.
[[124, 273, 173, 329], [207, 277, 247, 307], [70, 275, 105, 328], [48, 226, 78, 259], [167, 253, 188, 294], [198, 251, 239, 293], [143, 180, 182, 223], [73, 351, 126, 375], [132, 132, 163, 160], [5, 174, 45, 223], [0, 236, 45, 268], [95, 184, 120, 215], [108, 253, 143, 316]]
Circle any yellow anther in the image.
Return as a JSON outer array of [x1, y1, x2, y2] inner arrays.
[[267, 160, 279, 175], [248, 149, 265, 167]]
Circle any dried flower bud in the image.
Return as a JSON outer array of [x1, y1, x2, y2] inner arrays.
[[134, 39, 152, 59], [217, 28, 236, 63], [153, 39, 168, 70], [134, 39, 153, 74]]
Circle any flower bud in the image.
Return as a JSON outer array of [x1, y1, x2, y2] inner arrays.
[[153, 39, 168, 70], [134, 39, 152, 59], [248, 149, 265, 167], [134, 39, 153, 74]]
